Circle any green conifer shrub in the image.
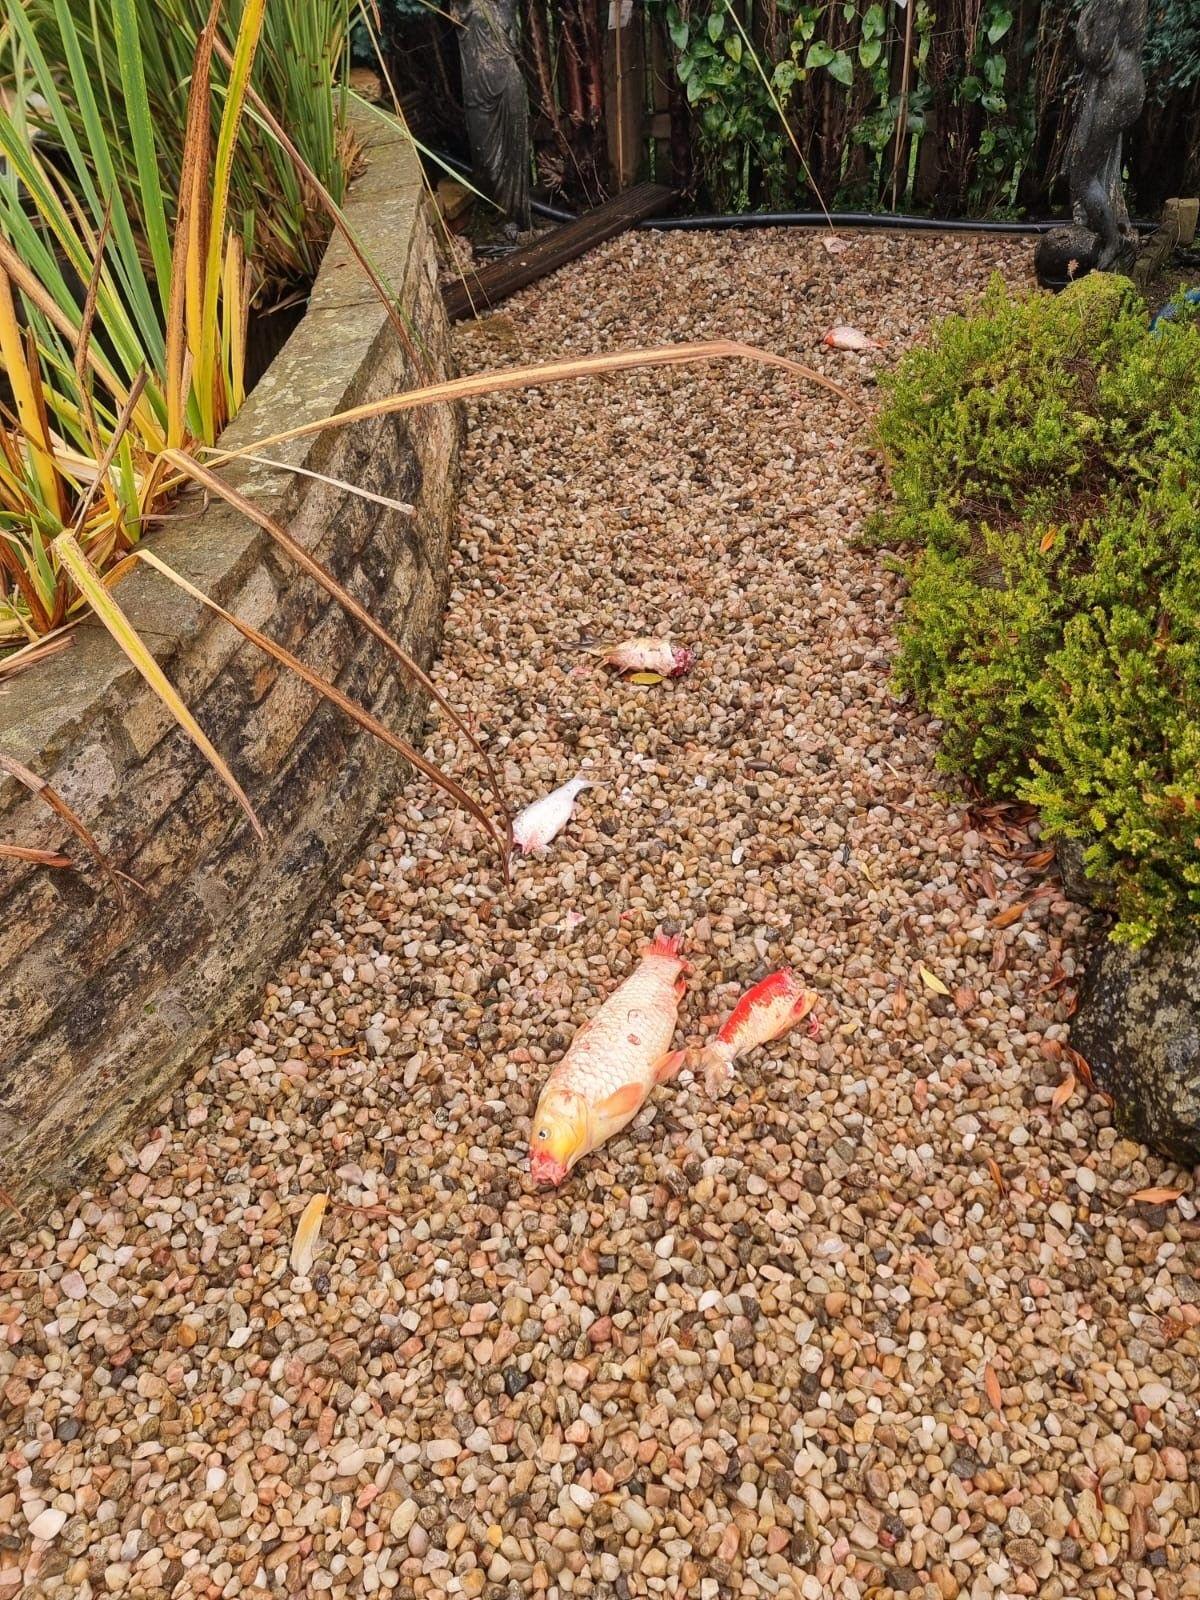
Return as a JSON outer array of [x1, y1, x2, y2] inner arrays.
[[875, 272, 1200, 944]]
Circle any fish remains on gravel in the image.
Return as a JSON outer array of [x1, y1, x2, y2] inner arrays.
[[529, 932, 688, 1185], [601, 636, 695, 677], [822, 323, 885, 351], [694, 969, 818, 1095], [511, 776, 592, 855]]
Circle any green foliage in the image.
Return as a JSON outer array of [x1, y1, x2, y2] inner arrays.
[[20, 0, 351, 293], [660, 2, 789, 209], [876, 274, 1200, 944], [1145, 0, 1200, 96], [647, 0, 1044, 213]]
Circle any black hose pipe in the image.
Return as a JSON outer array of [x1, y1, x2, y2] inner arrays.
[[422, 147, 1156, 236]]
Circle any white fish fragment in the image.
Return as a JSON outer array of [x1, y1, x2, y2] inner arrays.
[[822, 324, 885, 351], [512, 776, 593, 855]]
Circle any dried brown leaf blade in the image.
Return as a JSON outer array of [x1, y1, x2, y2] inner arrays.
[[1050, 1074, 1076, 1112], [207, 340, 864, 469], [918, 964, 950, 995], [134, 549, 508, 864], [290, 1193, 329, 1275], [984, 1362, 1004, 1415]]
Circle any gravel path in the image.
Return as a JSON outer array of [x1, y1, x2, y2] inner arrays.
[[3, 231, 1199, 1600]]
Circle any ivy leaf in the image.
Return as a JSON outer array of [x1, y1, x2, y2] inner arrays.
[[987, 7, 1013, 43], [981, 90, 1007, 113], [669, 18, 689, 50], [827, 49, 855, 86], [865, 4, 886, 34], [805, 39, 834, 69], [707, 11, 724, 40], [843, 2, 856, 20], [726, 33, 743, 63], [773, 60, 798, 92], [686, 72, 707, 104], [860, 38, 882, 68]]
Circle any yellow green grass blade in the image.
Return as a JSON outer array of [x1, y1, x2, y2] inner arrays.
[[52, 531, 262, 838], [111, 0, 173, 309], [195, 0, 265, 439], [0, 263, 62, 515]]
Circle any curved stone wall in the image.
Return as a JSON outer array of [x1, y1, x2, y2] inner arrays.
[[0, 112, 459, 1223]]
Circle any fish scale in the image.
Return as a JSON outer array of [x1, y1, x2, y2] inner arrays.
[[546, 941, 684, 1106]]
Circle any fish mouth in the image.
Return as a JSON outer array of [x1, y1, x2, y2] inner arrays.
[[530, 1151, 569, 1187], [669, 648, 697, 676]]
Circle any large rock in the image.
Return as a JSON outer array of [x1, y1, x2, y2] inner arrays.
[[1072, 937, 1200, 1165]]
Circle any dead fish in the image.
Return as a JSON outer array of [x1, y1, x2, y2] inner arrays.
[[822, 324, 885, 351], [695, 969, 818, 1096], [601, 636, 696, 677], [529, 932, 688, 1185], [512, 776, 593, 855]]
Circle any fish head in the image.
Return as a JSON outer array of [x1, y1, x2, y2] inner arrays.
[[669, 646, 696, 677], [529, 1087, 590, 1186]]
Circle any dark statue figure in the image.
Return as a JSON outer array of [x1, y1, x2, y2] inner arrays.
[[455, 0, 531, 231], [1034, 0, 1148, 289]]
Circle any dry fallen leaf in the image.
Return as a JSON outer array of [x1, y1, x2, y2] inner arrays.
[[1038, 526, 1059, 554], [986, 1157, 1007, 1197], [918, 964, 950, 995], [991, 901, 1029, 929], [1129, 1186, 1185, 1205], [822, 234, 853, 256], [1065, 1047, 1095, 1089], [1050, 1073, 1076, 1112], [290, 1193, 329, 1276], [1026, 847, 1055, 869], [984, 1361, 1004, 1415], [627, 670, 666, 685]]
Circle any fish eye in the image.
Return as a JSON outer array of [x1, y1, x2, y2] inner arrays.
[[536, 1128, 548, 1141]]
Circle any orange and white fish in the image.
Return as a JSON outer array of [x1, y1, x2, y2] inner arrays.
[[512, 776, 592, 855], [822, 324, 885, 351], [529, 932, 688, 1186], [694, 969, 818, 1096], [602, 636, 695, 677]]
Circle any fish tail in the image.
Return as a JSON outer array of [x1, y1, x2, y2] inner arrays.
[[644, 930, 684, 962]]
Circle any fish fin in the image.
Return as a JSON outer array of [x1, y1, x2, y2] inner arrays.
[[643, 930, 683, 961], [596, 1082, 645, 1122], [654, 1049, 687, 1085], [700, 1047, 735, 1098]]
